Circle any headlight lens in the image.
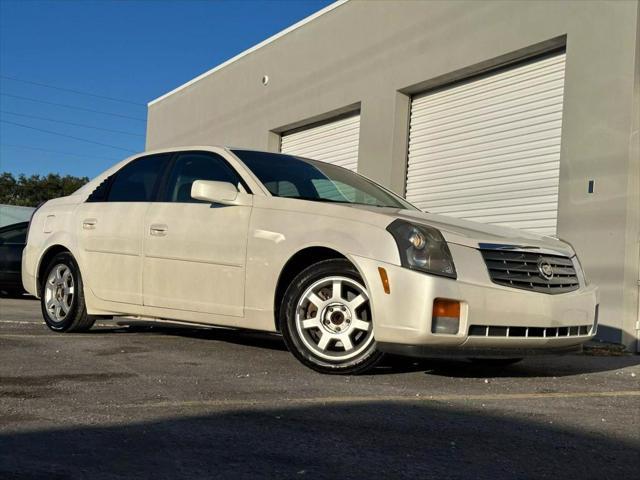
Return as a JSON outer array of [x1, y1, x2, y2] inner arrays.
[[386, 219, 457, 279], [573, 254, 588, 286], [559, 237, 588, 286]]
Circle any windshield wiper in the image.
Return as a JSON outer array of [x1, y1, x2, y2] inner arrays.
[[279, 196, 351, 204], [350, 202, 391, 208], [275, 195, 395, 209]]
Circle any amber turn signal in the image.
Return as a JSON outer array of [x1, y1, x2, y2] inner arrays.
[[378, 267, 391, 294], [433, 299, 460, 318], [431, 299, 461, 334]]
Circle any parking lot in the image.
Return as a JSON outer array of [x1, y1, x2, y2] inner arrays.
[[0, 295, 638, 479]]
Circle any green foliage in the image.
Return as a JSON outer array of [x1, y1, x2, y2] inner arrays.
[[0, 172, 89, 207]]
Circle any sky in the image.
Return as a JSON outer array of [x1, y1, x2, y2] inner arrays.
[[0, 0, 333, 179]]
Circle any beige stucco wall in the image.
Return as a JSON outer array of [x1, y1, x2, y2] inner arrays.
[[146, 0, 640, 349]]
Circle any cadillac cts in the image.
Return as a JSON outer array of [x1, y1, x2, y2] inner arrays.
[[22, 147, 598, 374]]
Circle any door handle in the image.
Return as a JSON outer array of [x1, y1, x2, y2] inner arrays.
[[150, 224, 168, 237], [82, 219, 97, 230]]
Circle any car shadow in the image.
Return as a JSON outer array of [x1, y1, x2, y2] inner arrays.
[[89, 322, 289, 352], [0, 291, 34, 300], [87, 321, 640, 377], [0, 401, 637, 479], [409, 354, 640, 378]]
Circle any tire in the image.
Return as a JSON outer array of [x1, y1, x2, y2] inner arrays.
[[40, 252, 95, 332], [279, 259, 383, 375], [469, 358, 523, 366]]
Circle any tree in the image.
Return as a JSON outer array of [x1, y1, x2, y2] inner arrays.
[[0, 172, 89, 207]]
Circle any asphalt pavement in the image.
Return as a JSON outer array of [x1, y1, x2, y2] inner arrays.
[[1, 295, 639, 479]]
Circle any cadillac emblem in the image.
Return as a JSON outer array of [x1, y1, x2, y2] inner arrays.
[[537, 259, 554, 280]]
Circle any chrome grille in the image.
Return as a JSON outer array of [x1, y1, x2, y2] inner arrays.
[[480, 249, 579, 294]]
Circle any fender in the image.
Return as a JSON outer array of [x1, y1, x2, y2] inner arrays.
[[243, 203, 400, 331], [33, 232, 78, 295]]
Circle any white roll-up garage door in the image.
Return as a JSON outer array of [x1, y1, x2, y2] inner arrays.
[[405, 53, 566, 235], [280, 113, 360, 171]]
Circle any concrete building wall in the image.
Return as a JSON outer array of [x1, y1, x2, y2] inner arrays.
[[146, 0, 640, 349]]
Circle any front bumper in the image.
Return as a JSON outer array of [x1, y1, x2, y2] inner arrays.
[[377, 342, 583, 359], [350, 244, 598, 357]]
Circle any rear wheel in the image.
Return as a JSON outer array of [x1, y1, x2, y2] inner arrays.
[[40, 252, 95, 332], [280, 259, 383, 374]]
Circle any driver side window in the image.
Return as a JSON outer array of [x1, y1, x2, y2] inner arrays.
[[163, 152, 243, 203]]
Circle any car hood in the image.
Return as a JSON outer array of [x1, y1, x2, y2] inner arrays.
[[350, 205, 574, 257]]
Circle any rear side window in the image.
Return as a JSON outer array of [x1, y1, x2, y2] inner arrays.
[[162, 152, 243, 203], [106, 154, 169, 202]]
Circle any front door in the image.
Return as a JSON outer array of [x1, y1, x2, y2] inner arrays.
[[142, 151, 252, 317]]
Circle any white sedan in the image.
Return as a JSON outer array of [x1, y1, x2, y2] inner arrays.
[[22, 147, 598, 374]]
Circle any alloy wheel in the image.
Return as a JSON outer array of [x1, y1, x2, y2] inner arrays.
[[44, 264, 75, 322], [295, 276, 374, 362]]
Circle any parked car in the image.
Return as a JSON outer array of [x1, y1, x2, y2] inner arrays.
[[0, 221, 29, 296], [22, 147, 598, 374]]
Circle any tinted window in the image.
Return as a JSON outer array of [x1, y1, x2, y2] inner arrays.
[[163, 152, 243, 203], [0, 222, 28, 244], [107, 154, 168, 202], [86, 176, 113, 202], [264, 180, 299, 198], [233, 150, 416, 210]]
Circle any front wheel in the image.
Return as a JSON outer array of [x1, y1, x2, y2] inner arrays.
[[40, 252, 95, 332], [279, 259, 383, 375]]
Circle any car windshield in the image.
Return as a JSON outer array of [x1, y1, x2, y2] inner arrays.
[[232, 150, 417, 210]]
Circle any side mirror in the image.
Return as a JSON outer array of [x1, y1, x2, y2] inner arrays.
[[191, 180, 248, 206]]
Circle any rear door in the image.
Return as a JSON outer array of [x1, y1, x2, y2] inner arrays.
[[77, 153, 170, 305], [142, 151, 252, 317]]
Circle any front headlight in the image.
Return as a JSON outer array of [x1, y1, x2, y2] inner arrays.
[[572, 254, 588, 286], [386, 219, 457, 279], [559, 237, 588, 286]]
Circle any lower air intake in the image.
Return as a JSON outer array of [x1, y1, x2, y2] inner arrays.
[[469, 325, 592, 338]]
